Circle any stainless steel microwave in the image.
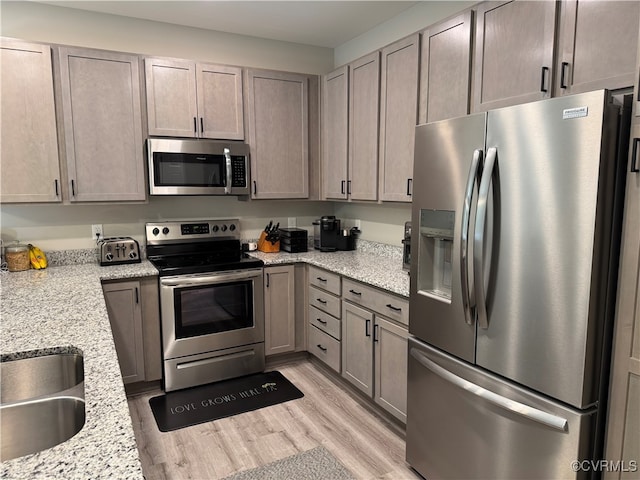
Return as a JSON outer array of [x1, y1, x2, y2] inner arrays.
[[147, 138, 250, 196]]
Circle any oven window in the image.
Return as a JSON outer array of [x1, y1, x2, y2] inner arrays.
[[174, 280, 253, 338], [153, 152, 225, 187]]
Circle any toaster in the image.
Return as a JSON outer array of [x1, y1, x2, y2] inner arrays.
[[98, 237, 141, 266]]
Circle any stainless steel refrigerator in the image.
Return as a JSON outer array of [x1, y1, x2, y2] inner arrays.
[[406, 90, 631, 479]]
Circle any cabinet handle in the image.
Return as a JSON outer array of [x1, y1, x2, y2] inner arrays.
[[407, 178, 413, 196], [316, 344, 327, 352], [193, 117, 197, 134], [316, 276, 327, 282], [54, 179, 59, 197], [560, 62, 569, 89], [200, 117, 204, 134], [365, 318, 371, 337], [266, 273, 270, 288], [348, 289, 362, 296], [341, 180, 346, 195], [632, 138, 640, 173], [316, 298, 327, 304], [71, 179, 76, 197], [135, 287, 139, 304], [253, 180, 257, 195], [386, 303, 402, 312], [347, 180, 352, 195], [374, 324, 379, 343], [540, 66, 549, 93], [316, 318, 327, 325]]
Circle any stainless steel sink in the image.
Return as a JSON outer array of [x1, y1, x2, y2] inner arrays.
[[1, 353, 84, 404], [0, 353, 86, 461]]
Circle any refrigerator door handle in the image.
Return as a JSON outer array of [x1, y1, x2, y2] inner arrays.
[[474, 146, 497, 330], [410, 347, 569, 432], [461, 149, 482, 325]]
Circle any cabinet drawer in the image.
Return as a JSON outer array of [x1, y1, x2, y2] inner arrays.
[[309, 305, 341, 340], [308, 324, 341, 373], [308, 266, 341, 295], [309, 285, 341, 319], [342, 278, 409, 326]]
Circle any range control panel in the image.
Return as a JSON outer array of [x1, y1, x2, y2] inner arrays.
[[145, 219, 240, 244]]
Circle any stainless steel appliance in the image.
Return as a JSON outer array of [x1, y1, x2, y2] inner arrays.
[[146, 219, 265, 392], [402, 221, 411, 271], [147, 138, 250, 196], [97, 237, 140, 266], [313, 216, 339, 251], [407, 90, 630, 479]]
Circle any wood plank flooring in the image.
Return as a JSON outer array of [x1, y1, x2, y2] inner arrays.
[[127, 357, 421, 479]]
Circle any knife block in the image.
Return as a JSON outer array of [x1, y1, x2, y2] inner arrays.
[[257, 231, 280, 253]]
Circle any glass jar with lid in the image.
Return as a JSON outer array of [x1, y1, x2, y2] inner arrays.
[[5, 242, 30, 272]]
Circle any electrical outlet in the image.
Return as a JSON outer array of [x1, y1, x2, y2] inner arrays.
[[355, 219, 361, 229], [91, 224, 103, 240], [288, 217, 297, 227]]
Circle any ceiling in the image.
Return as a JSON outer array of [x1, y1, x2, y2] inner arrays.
[[35, 1, 419, 48]]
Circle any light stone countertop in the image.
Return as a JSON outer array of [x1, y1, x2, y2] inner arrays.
[[0, 242, 407, 479]]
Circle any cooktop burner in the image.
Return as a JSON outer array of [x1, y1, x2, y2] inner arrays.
[[149, 253, 263, 277]]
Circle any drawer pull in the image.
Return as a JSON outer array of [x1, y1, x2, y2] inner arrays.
[[316, 344, 327, 352], [386, 304, 402, 312], [365, 318, 371, 337], [316, 277, 327, 282], [348, 289, 362, 296], [317, 318, 327, 325], [317, 298, 327, 304]]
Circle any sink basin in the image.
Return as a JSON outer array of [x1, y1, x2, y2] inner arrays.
[[0, 353, 84, 403], [1, 396, 86, 461], [0, 352, 86, 461]]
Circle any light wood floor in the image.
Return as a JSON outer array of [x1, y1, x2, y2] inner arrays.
[[127, 357, 421, 480]]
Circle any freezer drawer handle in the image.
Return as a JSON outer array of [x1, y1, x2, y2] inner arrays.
[[410, 347, 569, 432], [461, 149, 482, 326], [474, 147, 497, 330]]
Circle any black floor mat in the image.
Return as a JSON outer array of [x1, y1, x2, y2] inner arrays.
[[149, 371, 304, 432]]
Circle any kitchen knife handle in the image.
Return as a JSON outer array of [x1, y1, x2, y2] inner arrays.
[[461, 149, 482, 326], [410, 347, 569, 432], [540, 66, 549, 93], [631, 138, 640, 173], [560, 62, 569, 89], [474, 147, 497, 330]]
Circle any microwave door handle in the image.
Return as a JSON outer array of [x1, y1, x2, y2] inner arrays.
[[224, 148, 232, 194], [461, 148, 482, 326]]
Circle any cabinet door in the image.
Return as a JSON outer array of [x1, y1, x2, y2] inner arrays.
[[264, 265, 296, 356], [247, 69, 309, 199], [196, 63, 244, 140], [341, 302, 374, 396], [145, 57, 198, 138], [556, 0, 640, 95], [1, 39, 61, 203], [419, 10, 473, 124], [57, 47, 146, 201], [349, 52, 380, 201], [473, 0, 557, 112], [379, 35, 419, 202], [374, 316, 408, 423], [103, 281, 145, 384], [322, 66, 349, 200]]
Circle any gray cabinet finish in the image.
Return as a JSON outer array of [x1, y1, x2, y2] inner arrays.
[[322, 66, 349, 200], [1, 39, 61, 203], [145, 57, 244, 139], [341, 301, 374, 397], [247, 69, 309, 199], [419, 10, 473, 124], [103, 280, 145, 384], [374, 316, 408, 423], [140, 277, 162, 382], [556, 0, 640, 96], [56, 46, 146, 202], [264, 265, 296, 356], [348, 52, 380, 201], [472, 0, 557, 112], [378, 34, 419, 203]]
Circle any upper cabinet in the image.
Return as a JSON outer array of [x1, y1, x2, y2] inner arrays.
[[56, 46, 146, 202], [378, 34, 419, 202], [555, 0, 640, 95], [472, 0, 557, 112], [1, 39, 61, 203], [322, 66, 349, 200], [246, 69, 309, 199], [419, 11, 473, 124], [145, 57, 244, 139]]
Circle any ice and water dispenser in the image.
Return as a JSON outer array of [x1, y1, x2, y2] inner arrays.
[[417, 209, 455, 303]]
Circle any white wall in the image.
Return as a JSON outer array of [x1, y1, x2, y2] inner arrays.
[[334, 202, 411, 246], [334, 0, 476, 67]]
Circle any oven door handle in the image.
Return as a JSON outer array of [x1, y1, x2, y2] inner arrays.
[[160, 270, 262, 287]]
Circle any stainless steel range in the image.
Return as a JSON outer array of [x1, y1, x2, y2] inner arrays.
[[146, 219, 265, 392]]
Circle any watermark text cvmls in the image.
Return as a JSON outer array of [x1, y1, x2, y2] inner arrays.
[[571, 460, 637, 473]]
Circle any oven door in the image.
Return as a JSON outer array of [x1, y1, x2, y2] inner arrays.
[[159, 268, 264, 360]]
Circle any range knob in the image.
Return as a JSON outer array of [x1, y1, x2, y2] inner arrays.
[[152, 228, 159, 236], [129, 251, 138, 259], [212, 225, 219, 233], [221, 224, 228, 232], [105, 252, 114, 261], [229, 224, 236, 231], [162, 227, 170, 235]]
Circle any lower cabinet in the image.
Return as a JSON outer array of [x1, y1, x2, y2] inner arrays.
[[102, 277, 161, 385], [264, 265, 296, 355]]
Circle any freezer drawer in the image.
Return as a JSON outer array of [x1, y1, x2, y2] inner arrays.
[[406, 337, 597, 480]]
